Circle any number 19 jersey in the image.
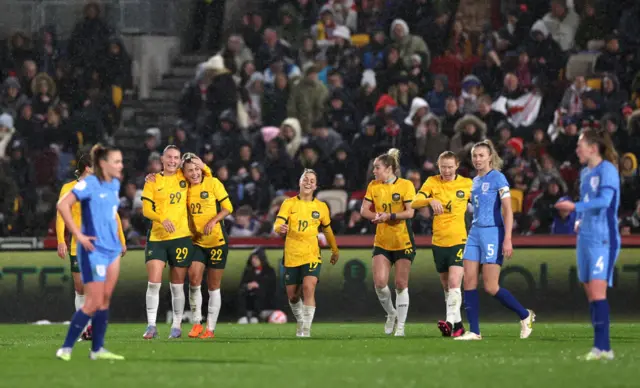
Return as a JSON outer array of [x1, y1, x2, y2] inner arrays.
[[275, 196, 332, 268], [142, 171, 191, 242]]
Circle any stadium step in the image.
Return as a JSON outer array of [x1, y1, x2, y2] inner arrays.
[[149, 88, 181, 101], [173, 54, 210, 67], [159, 76, 190, 90], [169, 66, 195, 78]]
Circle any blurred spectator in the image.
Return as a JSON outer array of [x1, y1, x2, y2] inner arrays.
[[230, 205, 261, 237], [287, 65, 328, 134], [551, 196, 577, 235], [541, 0, 580, 52], [237, 248, 277, 323], [34, 26, 60, 77], [67, 2, 111, 70], [0, 113, 16, 159]]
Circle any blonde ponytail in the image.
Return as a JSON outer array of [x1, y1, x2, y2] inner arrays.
[[376, 148, 401, 176]]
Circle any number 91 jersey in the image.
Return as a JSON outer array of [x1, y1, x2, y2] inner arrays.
[[141, 170, 192, 242], [276, 196, 332, 268]]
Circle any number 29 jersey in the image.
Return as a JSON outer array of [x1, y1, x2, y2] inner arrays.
[[275, 196, 332, 268], [142, 170, 192, 242]]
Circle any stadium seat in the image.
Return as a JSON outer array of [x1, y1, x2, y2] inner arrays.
[[351, 34, 370, 48], [565, 51, 601, 80], [523, 190, 542, 214], [511, 188, 524, 214], [283, 191, 298, 198], [316, 190, 348, 217], [350, 190, 366, 200], [586, 77, 602, 90]]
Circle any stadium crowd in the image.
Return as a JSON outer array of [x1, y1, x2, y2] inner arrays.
[[2, 0, 640, 240]]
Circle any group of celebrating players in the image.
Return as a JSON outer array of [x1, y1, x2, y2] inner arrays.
[[53, 125, 621, 362]]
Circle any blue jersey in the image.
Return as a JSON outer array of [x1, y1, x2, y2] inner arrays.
[[576, 161, 620, 240], [72, 175, 121, 255], [471, 170, 510, 228]]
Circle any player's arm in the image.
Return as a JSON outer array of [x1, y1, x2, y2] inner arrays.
[[320, 203, 339, 265], [273, 199, 292, 236], [499, 185, 514, 258], [574, 188, 616, 212], [58, 180, 95, 251], [395, 181, 417, 220], [411, 179, 433, 209], [204, 179, 234, 235], [55, 186, 69, 258], [141, 179, 164, 223], [115, 212, 128, 256], [360, 183, 377, 220]]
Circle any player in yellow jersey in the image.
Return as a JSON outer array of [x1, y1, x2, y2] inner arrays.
[[273, 169, 339, 337], [56, 154, 127, 341], [176, 153, 234, 339], [360, 148, 416, 337], [141, 145, 211, 339], [411, 151, 472, 337]]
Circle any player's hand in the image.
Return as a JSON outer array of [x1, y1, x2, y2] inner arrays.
[[121, 244, 127, 257], [190, 156, 205, 170], [278, 224, 289, 236], [145, 173, 156, 183], [247, 281, 259, 290], [429, 199, 444, 215], [330, 252, 339, 265], [77, 234, 96, 251], [204, 218, 218, 235], [503, 237, 513, 259], [554, 200, 576, 212], [57, 243, 68, 259], [162, 219, 176, 233], [373, 212, 390, 224]]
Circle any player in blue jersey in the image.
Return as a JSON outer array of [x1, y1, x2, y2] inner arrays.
[[55, 144, 125, 361], [455, 140, 535, 341], [555, 128, 620, 361]]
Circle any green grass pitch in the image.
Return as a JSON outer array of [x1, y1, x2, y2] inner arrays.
[[1, 323, 638, 387]]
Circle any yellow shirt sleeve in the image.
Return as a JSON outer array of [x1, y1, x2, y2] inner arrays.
[[273, 199, 293, 232], [141, 179, 164, 223], [116, 212, 126, 246], [403, 179, 416, 203], [56, 185, 72, 243], [213, 178, 233, 213], [320, 202, 338, 254], [364, 181, 374, 202], [411, 177, 433, 209]]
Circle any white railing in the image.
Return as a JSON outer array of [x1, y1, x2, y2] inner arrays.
[[0, 0, 180, 38]]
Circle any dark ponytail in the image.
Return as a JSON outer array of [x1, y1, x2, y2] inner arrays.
[[91, 143, 118, 180], [74, 154, 92, 178], [582, 128, 619, 169]]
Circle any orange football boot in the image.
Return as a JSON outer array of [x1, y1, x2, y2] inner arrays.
[[188, 323, 204, 338], [199, 329, 215, 339]]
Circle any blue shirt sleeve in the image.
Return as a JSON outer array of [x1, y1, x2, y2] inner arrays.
[[71, 176, 95, 202], [574, 163, 619, 213]]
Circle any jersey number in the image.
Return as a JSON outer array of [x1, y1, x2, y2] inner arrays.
[[190, 203, 202, 214], [210, 248, 223, 262], [298, 220, 309, 232], [486, 244, 495, 258], [382, 203, 392, 213], [309, 262, 319, 270], [456, 248, 463, 261], [170, 192, 182, 204], [175, 247, 189, 262], [594, 255, 604, 274], [445, 200, 452, 213], [473, 195, 479, 207]]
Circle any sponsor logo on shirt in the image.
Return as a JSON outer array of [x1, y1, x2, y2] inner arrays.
[[392, 193, 401, 201], [312, 211, 320, 219], [180, 180, 187, 188], [456, 190, 465, 198], [201, 191, 209, 199]]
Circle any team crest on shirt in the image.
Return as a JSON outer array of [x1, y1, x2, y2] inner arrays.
[[200, 191, 209, 199], [180, 180, 187, 188], [456, 190, 465, 198], [590, 176, 600, 191], [312, 211, 320, 219], [481, 182, 490, 193], [392, 193, 401, 201]]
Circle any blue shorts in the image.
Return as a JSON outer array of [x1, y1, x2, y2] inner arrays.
[[576, 234, 620, 286], [463, 226, 505, 265], [78, 247, 120, 284]]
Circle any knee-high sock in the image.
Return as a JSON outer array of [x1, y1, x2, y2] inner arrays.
[[302, 305, 316, 332], [395, 288, 409, 328], [464, 289, 480, 334], [189, 285, 203, 324], [447, 288, 462, 324], [289, 299, 303, 322], [145, 282, 161, 326], [375, 286, 396, 315], [91, 309, 109, 352], [592, 299, 611, 351], [62, 310, 92, 348], [493, 288, 529, 320], [207, 289, 221, 331], [169, 283, 185, 329]]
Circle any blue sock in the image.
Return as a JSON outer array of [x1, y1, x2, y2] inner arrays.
[[464, 289, 480, 334], [493, 288, 529, 320], [592, 300, 610, 351], [62, 310, 92, 348], [91, 309, 109, 352]]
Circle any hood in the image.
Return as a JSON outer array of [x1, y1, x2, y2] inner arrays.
[[390, 19, 410, 40], [260, 126, 281, 143], [361, 69, 376, 88], [375, 94, 397, 113], [31, 72, 57, 96], [0, 113, 15, 131], [454, 114, 488, 136], [404, 97, 429, 125], [530, 19, 550, 39], [333, 26, 351, 41], [281, 117, 303, 156], [2, 76, 21, 92], [279, 3, 301, 22], [601, 112, 621, 129], [601, 73, 620, 94], [319, 4, 334, 17], [461, 75, 482, 91], [621, 152, 638, 177], [421, 113, 442, 132], [245, 247, 271, 268]]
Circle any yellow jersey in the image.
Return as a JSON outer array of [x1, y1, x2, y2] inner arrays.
[[414, 175, 472, 247], [188, 175, 233, 248], [142, 170, 193, 242], [365, 177, 416, 251], [56, 180, 82, 256], [57, 179, 126, 255], [274, 196, 336, 268]]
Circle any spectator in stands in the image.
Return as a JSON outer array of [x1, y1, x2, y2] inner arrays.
[[1, 76, 28, 119], [551, 196, 577, 235], [103, 37, 133, 90], [287, 65, 328, 134], [34, 26, 60, 77], [8, 32, 34, 73], [219, 35, 255, 76], [206, 56, 238, 129], [595, 35, 624, 82], [541, 0, 579, 52], [620, 152, 640, 211], [230, 204, 261, 237], [294, 142, 331, 188], [237, 248, 277, 323], [450, 114, 487, 167], [621, 200, 640, 235], [256, 29, 291, 71], [167, 121, 198, 154], [0, 113, 16, 159], [530, 154, 568, 193], [241, 162, 273, 213], [21, 60, 38, 98], [560, 75, 590, 118], [135, 128, 162, 172], [415, 113, 449, 176], [67, 2, 111, 71], [574, 1, 609, 51], [0, 160, 19, 236], [262, 72, 291, 127], [279, 118, 302, 158], [276, 5, 304, 50], [7, 139, 36, 234], [526, 20, 563, 82], [329, 143, 357, 190], [212, 109, 246, 162], [188, 0, 227, 52], [389, 19, 430, 70], [342, 201, 373, 235], [31, 73, 56, 117], [118, 211, 142, 246], [527, 179, 565, 234]]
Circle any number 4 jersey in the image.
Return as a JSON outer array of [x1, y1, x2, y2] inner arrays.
[[188, 175, 233, 248], [415, 174, 472, 247], [274, 196, 332, 268]]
